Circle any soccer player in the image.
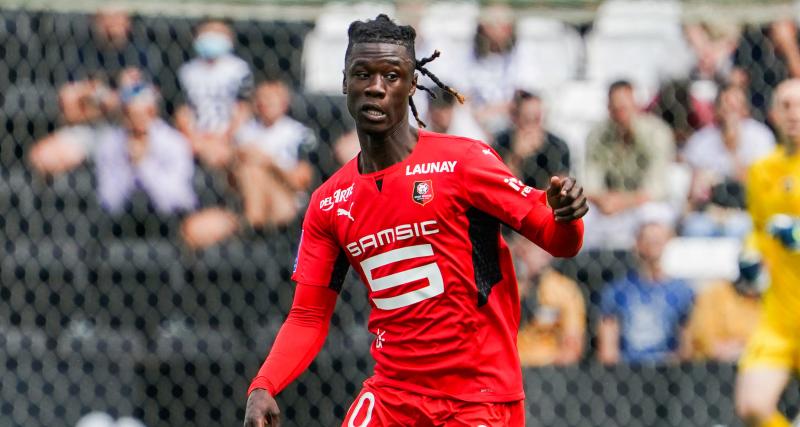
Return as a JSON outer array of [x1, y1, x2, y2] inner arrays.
[[244, 15, 587, 427], [735, 78, 800, 427]]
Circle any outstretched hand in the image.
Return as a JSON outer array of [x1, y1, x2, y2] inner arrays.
[[546, 176, 589, 222], [244, 389, 281, 427]]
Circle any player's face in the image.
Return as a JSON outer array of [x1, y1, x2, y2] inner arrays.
[[774, 82, 800, 142], [343, 43, 416, 135]]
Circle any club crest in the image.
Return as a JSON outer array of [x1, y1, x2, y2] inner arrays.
[[412, 180, 434, 206]]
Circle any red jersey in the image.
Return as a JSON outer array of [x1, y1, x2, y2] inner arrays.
[[293, 130, 561, 402]]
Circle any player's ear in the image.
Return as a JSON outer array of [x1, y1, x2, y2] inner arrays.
[[409, 72, 417, 97], [342, 70, 347, 95]]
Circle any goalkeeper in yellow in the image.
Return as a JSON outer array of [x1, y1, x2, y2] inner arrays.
[[736, 79, 800, 427]]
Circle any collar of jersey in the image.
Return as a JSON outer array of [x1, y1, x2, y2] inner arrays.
[[354, 129, 426, 179]]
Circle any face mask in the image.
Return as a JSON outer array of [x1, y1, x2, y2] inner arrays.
[[193, 32, 232, 60]]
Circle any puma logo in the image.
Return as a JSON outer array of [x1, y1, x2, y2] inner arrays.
[[337, 202, 355, 222]]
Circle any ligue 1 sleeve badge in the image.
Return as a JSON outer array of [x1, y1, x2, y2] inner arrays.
[[412, 180, 434, 206]]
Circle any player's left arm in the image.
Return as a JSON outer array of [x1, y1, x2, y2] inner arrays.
[[460, 141, 586, 257], [513, 175, 587, 257]]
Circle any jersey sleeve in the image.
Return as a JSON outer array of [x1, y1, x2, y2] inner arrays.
[[459, 141, 540, 230], [291, 192, 349, 291]]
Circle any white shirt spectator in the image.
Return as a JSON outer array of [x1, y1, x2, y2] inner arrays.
[[236, 116, 315, 170], [466, 52, 517, 107], [178, 53, 253, 133], [95, 119, 197, 214], [683, 118, 776, 178]]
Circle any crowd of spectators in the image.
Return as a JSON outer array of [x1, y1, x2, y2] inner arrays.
[[10, 5, 800, 423]]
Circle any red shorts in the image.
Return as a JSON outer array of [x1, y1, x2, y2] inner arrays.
[[341, 382, 525, 427]]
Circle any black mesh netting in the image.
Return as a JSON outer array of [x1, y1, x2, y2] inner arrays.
[[0, 7, 799, 427]]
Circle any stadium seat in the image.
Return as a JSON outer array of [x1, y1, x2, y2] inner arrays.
[[0, 325, 63, 427], [302, 2, 396, 94], [185, 239, 287, 337], [417, 1, 480, 85], [88, 238, 184, 335], [543, 80, 608, 181], [54, 320, 141, 424], [137, 355, 252, 427], [585, 0, 692, 103], [0, 237, 89, 337], [513, 17, 585, 91], [661, 237, 741, 283]]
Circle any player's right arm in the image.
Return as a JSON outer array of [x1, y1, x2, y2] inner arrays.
[[244, 189, 347, 427], [244, 284, 338, 427]]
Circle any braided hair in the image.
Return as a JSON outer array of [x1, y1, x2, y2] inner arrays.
[[345, 14, 465, 128]]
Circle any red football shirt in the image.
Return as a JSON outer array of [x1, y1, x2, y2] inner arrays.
[[293, 130, 558, 402]]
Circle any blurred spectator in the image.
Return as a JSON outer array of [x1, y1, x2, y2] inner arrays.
[[681, 84, 775, 238], [29, 78, 118, 176], [650, 20, 742, 143], [511, 236, 585, 367], [94, 83, 196, 215], [732, 20, 800, 121], [234, 80, 316, 228], [333, 129, 360, 167], [495, 90, 570, 190], [175, 20, 253, 169], [597, 221, 694, 365], [583, 80, 677, 249], [422, 87, 486, 141], [70, 8, 154, 83], [687, 265, 762, 362], [465, 4, 517, 137], [29, 9, 154, 177]]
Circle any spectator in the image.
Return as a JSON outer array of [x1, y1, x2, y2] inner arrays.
[[732, 20, 800, 121], [175, 20, 253, 169], [583, 80, 677, 249], [234, 80, 316, 228], [94, 83, 196, 215], [681, 84, 775, 238], [687, 249, 764, 362], [597, 221, 694, 365], [333, 128, 360, 167], [422, 87, 486, 141], [511, 235, 585, 367], [29, 78, 118, 176], [465, 4, 518, 137], [495, 90, 570, 190], [29, 8, 157, 177], [648, 20, 742, 143], [68, 8, 154, 83]]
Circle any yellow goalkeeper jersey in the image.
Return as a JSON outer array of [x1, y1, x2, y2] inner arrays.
[[746, 145, 800, 328]]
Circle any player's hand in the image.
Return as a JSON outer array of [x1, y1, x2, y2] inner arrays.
[[244, 389, 281, 427], [546, 176, 588, 222]]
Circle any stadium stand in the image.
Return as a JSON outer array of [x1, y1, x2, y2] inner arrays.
[[0, 3, 799, 426]]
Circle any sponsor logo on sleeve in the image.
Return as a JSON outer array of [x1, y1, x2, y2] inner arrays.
[[412, 180, 435, 206], [504, 177, 533, 198], [319, 183, 355, 211]]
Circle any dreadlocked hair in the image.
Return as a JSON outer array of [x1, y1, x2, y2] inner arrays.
[[346, 14, 466, 128]]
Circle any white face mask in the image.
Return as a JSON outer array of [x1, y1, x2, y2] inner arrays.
[[193, 31, 233, 60]]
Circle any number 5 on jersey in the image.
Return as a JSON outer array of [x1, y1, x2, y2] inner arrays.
[[361, 244, 444, 310]]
